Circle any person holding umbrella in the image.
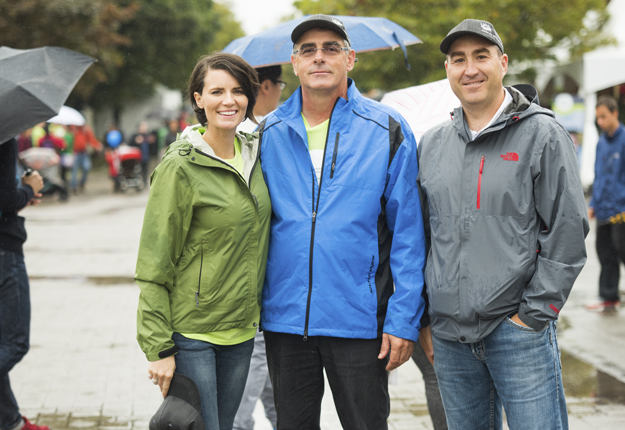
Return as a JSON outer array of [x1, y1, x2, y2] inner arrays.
[[0, 137, 47, 430], [135, 52, 271, 430], [256, 15, 426, 429]]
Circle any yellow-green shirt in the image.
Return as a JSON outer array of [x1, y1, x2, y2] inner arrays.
[[181, 136, 258, 345], [302, 114, 329, 183]]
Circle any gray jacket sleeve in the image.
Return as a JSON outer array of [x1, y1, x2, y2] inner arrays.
[[518, 125, 590, 330]]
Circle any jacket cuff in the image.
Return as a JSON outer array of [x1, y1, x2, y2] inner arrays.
[[146, 345, 178, 362], [383, 313, 419, 342], [517, 308, 547, 331]]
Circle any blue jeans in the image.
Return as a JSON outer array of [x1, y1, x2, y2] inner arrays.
[[432, 318, 567, 430], [71, 151, 91, 190], [0, 250, 30, 430], [172, 333, 254, 430]]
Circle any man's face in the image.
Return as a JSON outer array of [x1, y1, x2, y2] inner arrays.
[[291, 28, 355, 94], [265, 76, 283, 111], [445, 35, 508, 111], [595, 105, 620, 135]]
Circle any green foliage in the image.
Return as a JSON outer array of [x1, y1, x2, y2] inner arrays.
[[293, 0, 613, 92], [92, 0, 244, 107], [0, 0, 245, 107], [0, 0, 135, 100]]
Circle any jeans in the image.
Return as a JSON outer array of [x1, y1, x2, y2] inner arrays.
[[432, 318, 567, 430], [71, 151, 91, 191], [264, 331, 389, 430], [0, 250, 30, 430], [172, 333, 254, 430], [411, 344, 447, 430], [233, 332, 276, 430], [596, 222, 625, 302]]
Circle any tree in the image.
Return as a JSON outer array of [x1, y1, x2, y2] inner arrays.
[[0, 0, 245, 109], [293, 0, 613, 92], [0, 0, 136, 100], [89, 0, 245, 109]]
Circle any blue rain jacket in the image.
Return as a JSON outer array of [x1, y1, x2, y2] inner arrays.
[[590, 124, 625, 222], [258, 79, 426, 341]]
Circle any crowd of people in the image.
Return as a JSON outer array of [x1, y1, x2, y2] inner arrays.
[[2, 11, 624, 430]]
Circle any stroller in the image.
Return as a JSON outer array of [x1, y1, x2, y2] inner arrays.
[[105, 145, 144, 192], [18, 147, 69, 201]]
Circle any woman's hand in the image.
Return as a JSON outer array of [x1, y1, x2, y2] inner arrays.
[[148, 356, 176, 397]]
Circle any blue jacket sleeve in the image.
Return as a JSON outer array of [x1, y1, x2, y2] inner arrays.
[[381, 117, 427, 342]]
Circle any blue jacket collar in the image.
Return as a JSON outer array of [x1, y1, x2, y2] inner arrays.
[[270, 78, 359, 140], [605, 123, 624, 142]]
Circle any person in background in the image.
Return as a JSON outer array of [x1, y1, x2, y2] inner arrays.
[[585, 95, 625, 312], [30, 123, 45, 148], [70, 124, 102, 193], [257, 15, 426, 429], [0, 137, 46, 430], [233, 64, 285, 430], [417, 19, 588, 429], [130, 121, 152, 185], [136, 53, 270, 430]]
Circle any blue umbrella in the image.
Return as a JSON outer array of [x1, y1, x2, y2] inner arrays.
[[223, 15, 421, 69]]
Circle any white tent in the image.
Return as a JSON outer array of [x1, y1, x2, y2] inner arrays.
[[580, 0, 625, 187]]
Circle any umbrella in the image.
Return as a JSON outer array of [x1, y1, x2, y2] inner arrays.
[[380, 79, 461, 141], [0, 46, 95, 144], [47, 105, 86, 126], [222, 15, 421, 68], [18, 147, 60, 170]]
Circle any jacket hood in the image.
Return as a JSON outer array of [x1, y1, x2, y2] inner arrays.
[[451, 84, 553, 140], [166, 123, 260, 182]]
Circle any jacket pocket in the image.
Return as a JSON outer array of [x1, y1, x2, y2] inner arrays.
[[195, 246, 203, 308], [477, 155, 485, 209], [330, 133, 340, 178]]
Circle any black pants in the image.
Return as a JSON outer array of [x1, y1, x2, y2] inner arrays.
[[596, 222, 625, 301], [411, 345, 448, 430], [264, 331, 389, 430]]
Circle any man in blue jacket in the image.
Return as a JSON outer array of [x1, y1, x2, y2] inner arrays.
[[586, 95, 625, 312], [257, 14, 426, 429]]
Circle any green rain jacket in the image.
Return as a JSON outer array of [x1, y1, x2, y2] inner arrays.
[[135, 125, 271, 361]]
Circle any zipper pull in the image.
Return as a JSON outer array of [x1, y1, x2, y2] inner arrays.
[[312, 211, 316, 223], [331, 162, 336, 177], [252, 194, 259, 210], [195, 291, 199, 308], [303, 331, 308, 341]]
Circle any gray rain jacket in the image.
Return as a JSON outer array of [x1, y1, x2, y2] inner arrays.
[[417, 84, 589, 343]]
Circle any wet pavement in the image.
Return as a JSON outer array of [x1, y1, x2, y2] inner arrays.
[[10, 167, 625, 429]]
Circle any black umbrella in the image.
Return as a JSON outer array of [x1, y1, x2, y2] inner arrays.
[[0, 46, 95, 144]]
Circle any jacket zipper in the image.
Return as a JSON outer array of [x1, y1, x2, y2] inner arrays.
[[330, 133, 340, 178], [304, 98, 340, 341], [196, 245, 203, 308], [477, 155, 485, 209]]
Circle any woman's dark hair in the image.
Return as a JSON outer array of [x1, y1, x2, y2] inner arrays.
[[188, 52, 260, 125]]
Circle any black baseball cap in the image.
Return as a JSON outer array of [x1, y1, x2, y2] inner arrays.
[[149, 374, 204, 430], [440, 19, 504, 55], [291, 14, 351, 46]]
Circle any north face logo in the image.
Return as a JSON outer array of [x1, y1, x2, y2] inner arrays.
[[500, 152, 518, 161]]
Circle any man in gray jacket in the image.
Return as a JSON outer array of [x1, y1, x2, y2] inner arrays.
[[417, 19, 589, 429]]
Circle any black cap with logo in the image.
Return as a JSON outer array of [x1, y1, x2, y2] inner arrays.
[[291, 14, 351, 46], [149, 374, 205, 430], [439, 19, 504, 55]]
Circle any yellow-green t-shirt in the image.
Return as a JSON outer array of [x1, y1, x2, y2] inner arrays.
[[302, 114, 329, 182], [181, 136, 258, 345]]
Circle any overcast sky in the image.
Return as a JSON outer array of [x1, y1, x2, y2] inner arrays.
[[222, 0, 300, 35]]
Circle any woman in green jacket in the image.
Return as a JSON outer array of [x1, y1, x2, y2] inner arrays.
[[135, 53, 271, 430]]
